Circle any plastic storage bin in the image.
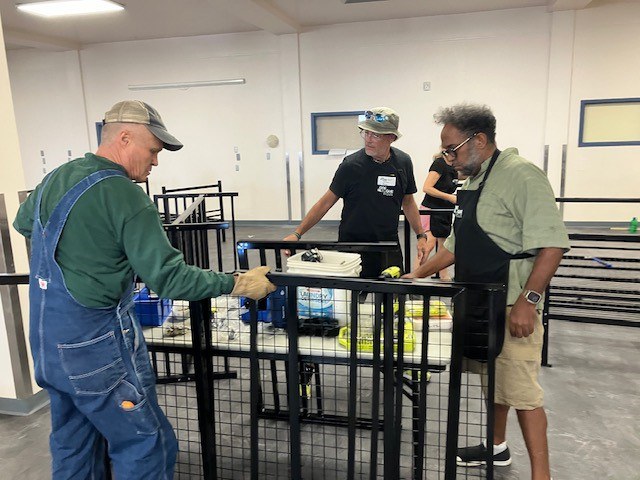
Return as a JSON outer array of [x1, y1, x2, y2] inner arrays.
[[404, 299, 453, 331], [134, 287, 173, 327], [338, 321, 415, 353], [287, 250, 361, 326], [240, 286, 287, 328]]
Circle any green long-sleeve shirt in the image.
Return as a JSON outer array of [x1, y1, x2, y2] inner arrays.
[[13, 153, 234, 308]]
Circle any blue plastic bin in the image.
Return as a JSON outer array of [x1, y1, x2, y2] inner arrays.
[[134, 287, 173, 327], [240, 286, 286, 328]]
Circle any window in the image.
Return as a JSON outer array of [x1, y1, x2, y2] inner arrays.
[[579, 98, 640, 147], [311, 111, 363, 155]]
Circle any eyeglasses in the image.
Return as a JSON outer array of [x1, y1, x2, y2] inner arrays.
[[441, 132, 478, 158], [360, 129, 383, 139], [364, 110, 388, 122]]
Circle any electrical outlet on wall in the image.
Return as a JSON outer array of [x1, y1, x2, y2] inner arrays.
[[423, 81, 431, 91]]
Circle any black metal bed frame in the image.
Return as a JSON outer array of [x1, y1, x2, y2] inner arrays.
[[161, 181, 227, 241], [154, 191, 239, 269]]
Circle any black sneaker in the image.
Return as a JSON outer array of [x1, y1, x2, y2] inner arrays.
[[456, 444, 512, 467]]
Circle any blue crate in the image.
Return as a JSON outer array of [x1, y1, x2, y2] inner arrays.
[[240, 287, 286, 328], [134, 287, 173, 327]]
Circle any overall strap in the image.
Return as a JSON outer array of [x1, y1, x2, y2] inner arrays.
[[42, 169, 128, 253], [34, 172, 55, 227]]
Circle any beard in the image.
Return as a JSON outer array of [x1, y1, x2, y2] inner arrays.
[[459, 144, 484, 177]]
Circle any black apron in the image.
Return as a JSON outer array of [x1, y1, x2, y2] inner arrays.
[[453, 150, 532, 360]]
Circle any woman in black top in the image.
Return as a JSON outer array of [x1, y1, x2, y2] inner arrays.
[[419, 154, 458, 280]]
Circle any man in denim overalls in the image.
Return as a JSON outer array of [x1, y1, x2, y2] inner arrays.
[[14, 101, 275, 479]]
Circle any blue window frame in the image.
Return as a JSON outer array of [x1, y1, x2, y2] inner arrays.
[[578, 98, 640, 147]]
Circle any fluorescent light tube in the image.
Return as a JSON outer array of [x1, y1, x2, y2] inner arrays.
[[16, 0, 124, 18], [128, 79, 246, 91]]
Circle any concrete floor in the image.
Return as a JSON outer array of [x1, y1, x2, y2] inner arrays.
[[1, 223, 639, 479]]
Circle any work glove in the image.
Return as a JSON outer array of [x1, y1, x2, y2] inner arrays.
[[231, 266, 277, 300]]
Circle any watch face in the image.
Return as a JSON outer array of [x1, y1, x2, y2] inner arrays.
[[526, 291, 542, 303]]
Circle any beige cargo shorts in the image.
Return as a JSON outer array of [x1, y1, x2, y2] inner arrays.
[[461, 307, 544, 410]]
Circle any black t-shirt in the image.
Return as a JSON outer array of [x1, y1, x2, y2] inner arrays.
[[330, 147, 417, 242], [421, 157, 457, 209]]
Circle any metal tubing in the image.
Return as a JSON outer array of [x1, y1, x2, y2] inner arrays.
[[413, 294, 430, 480], [249, 299, 259, 480], [286, 285, 302, 478], [347, 293, 358, 480], [285, 153, 292, 221], [368, 292, 383, 480], [189, 299, 217, 479], [383, 292, 398, 480], [542, 285, 552, 366], [486, 290, 498, 480], [393, 295, 406, 476], [445, 290, 466, 480]]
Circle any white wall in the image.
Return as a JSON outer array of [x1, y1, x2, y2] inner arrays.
[[299, 7, 551, 219], [1, 18, 31, 400], [7, 49, 89, 188], [563, 2, 640, 222], [80, 32, 292, 220], [5, 3, 640, 223]]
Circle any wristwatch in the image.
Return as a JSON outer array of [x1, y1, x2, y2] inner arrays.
[[416, 232, 429, 240], [522, 289, 542, 305]]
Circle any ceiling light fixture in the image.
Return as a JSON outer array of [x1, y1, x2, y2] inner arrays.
[[128, 79, 247, 91], [16, 0, 124, 18]]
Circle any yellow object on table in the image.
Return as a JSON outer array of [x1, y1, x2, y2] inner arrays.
[[405, 299, 451, 319], [338, 321, 415, 353]]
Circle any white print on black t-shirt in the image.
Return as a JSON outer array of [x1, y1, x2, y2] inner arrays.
[[377, 186, 394, 196], [377, 175, 397, 187], [454, 205, 464, 218]]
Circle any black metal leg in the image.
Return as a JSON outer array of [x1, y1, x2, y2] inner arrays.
[[270, 359, 280, 414], [313, 363, 323, 415]]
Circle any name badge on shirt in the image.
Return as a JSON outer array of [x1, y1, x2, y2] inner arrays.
[[377, 175, 396, 187]]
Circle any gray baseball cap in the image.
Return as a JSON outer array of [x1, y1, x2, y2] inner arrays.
[[358, 107, 402, 138], [103, 100, 183, 151]]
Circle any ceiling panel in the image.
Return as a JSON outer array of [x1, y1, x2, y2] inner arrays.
[[0, 0, 601, 50]]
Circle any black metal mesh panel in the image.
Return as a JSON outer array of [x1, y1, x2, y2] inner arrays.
[[143, 298, 204, 479], [138, 231, 501, 480]]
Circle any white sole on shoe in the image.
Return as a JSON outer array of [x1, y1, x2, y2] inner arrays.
[[456, 457, 513, 467]]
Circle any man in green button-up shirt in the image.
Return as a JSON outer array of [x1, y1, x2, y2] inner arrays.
[[406, 103, 569, 480]]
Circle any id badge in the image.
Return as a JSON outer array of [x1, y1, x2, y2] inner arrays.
[[377, 175, 397, 187]]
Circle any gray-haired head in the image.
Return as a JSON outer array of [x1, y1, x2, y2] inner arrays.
[[103, 100, 183, 151], [434, 104, 496, 144]]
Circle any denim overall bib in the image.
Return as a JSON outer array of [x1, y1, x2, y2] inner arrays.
[[29, 170, 177, 479], [453, 150, 532, 360]]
